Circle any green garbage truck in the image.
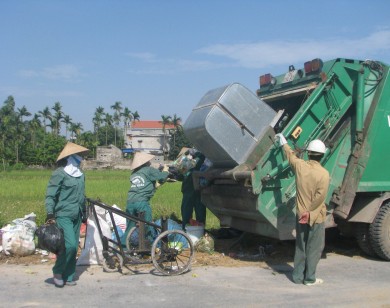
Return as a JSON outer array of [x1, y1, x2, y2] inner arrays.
[[183, 58, 390, 261]]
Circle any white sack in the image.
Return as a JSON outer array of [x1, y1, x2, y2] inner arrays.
[[1, 215, 37, 256], [77, 205, 111, 265], [105, 204, 126, 232]]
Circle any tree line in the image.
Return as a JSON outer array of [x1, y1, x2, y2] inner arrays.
[[0, 95, 191, 169]]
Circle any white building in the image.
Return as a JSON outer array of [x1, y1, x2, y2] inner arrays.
[[125, 120, 175, 160]]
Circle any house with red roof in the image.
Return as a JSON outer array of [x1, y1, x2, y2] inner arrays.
[[125, 120, 175, 157]]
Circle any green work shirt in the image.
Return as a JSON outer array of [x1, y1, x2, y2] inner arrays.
[[45, 168, 86, 220], [181, 154, 205, 193], [127, 166, 168, 203], [283, 144, 330, 226]]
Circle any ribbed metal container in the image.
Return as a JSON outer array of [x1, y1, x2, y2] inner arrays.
[[183, 83, 276, 167]]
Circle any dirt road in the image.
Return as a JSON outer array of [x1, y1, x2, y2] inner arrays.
[[1, 251, 390, 307]]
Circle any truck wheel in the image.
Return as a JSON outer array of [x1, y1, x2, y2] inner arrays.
[[354, 223, 377, 257], [369, 201, 390, 261]]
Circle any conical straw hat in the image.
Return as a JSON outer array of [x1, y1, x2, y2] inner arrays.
[[57, 142, 89, 162], [130, 152, 155, 170]]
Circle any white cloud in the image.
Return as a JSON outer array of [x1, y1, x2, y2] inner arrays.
[[19, 65, 83, 80], [197, 29, 390, 69], [127, 54, 225, 74]]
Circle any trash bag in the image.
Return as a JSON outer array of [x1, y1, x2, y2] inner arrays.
[[1, 214, 37, 256], [35, 223, 65, 255], [77, 205, 111, 265], [171, 154, 197, 175], [195, 233, 215, 253]]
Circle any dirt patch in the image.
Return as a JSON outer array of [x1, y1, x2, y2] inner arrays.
[[0, 230, 364, 268]]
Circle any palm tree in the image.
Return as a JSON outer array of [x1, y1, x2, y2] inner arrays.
[[38, 107, 52, 133], [132, 111, 140, 122], [29, 114, 41, 148], [70, 122, 83, 141], [170, 114, 182, 150], [160, 115, 172, 160], [17, 105, 31, 122], [52, 102, 63, 136], [103, 113, 113, 146], [93, 106, 105, 144], [63, 115, 72, 140], [111, 101, 123, 146], [121, 107, 133, 147], [15, 106, 31, 163]]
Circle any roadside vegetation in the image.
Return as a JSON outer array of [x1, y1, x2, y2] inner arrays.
[[0, 96, 187, 168], [0, 170, 220, 229], [0, 96, 219, 229]]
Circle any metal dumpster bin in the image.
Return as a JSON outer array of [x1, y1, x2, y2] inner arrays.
[[183, 83, 277, 167]]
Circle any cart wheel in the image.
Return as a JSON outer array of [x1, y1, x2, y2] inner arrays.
[[151, 229, 194, 276], [102, 252, 123, 273], [125, 227, 139, 251], [125, 227, 148, 262]]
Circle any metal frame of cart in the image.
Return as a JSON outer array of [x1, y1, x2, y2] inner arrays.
[[86, 198, 195, 276]]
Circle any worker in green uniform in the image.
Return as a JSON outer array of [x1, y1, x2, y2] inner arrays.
[[276, 134, 330, 286], [180, 148, 206, 230], [121, 152, 169, 247], [45, 142, 89, 288]]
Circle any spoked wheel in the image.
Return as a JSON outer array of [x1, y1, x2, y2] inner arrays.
[[125, 226, 158, 263], [125, 227, 147, 262], [151, 230, 194, 276], [102, 251, 124, 273]]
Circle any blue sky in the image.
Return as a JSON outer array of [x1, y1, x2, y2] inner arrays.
[[1, 0, 390, 132]]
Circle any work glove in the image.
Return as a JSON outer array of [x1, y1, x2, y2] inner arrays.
[[275, 133, 287, 146], [162, 164, 169, 172], [45, 213, 55, 224]]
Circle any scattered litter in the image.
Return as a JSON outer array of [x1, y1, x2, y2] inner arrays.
[[25, 268, 37, 274], [195, 233, 214, 253], [35, 249, 49, 256]]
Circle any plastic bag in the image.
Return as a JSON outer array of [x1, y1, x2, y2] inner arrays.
[[1, 214, 37, 256], [172, 154, 197, 175], [77, 205, 111, 265], [195, 233, 215, 253], [105, 204, 127, 232], [35, 223, 65, 255]]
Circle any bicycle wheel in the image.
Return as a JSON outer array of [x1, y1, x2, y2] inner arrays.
[[151, 229, 194, 276], [102, 251, 123, 273], [125, 227, 146, 262]]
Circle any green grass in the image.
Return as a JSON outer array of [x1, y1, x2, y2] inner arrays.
[[0, 169, 220, 229]]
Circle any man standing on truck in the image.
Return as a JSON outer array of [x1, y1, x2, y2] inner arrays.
[[275, 134, 330, 286]]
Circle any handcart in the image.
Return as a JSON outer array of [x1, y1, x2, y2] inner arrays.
[[86, 198, 195, 276]]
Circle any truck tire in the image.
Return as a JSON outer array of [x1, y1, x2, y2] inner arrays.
[[354, 223, 377, 257], [369, 201, 390, 261]]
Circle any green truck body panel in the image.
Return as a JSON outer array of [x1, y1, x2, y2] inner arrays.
[[188, 58, 390, 240]]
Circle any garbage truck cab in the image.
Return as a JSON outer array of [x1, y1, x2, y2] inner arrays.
[[184, 58, 390, 261]]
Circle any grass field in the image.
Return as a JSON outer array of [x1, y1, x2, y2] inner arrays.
[[0, 169, 220, 228]]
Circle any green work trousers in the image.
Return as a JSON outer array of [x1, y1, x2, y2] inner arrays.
[[53, 216, 81, 282], [181, 189, 206, 229], [292, 220, 325, 284], [121, 201, 154, 247]]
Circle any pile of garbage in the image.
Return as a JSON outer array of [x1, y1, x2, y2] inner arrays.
[[0, 213, 37, 257]]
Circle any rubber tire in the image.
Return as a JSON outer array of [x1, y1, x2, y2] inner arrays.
[[125, 227, 138, 251], [102, 253, 123, 273], [151, 230, 194, 276], [369, 201, 390, 261], [354, 223, 377, 257]]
